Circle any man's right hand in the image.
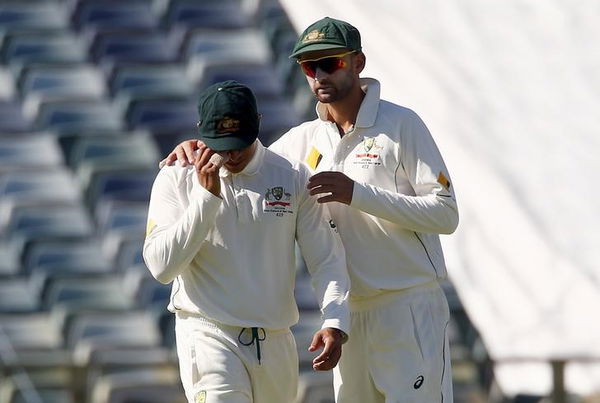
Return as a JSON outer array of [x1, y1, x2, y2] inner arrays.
[[159, 139, 202, 168], [194, 145, 221, 198]]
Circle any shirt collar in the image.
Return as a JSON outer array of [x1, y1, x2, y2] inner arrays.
[[315, 78, 380, 128], [219, 140, 264, 178]]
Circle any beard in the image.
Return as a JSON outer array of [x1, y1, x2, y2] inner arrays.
[[310, 73, 354, 104]]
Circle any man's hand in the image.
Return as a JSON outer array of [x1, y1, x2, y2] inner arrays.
[[308, 327, 346, 371], [195, 145, 221, 197], [159, 139, 202, 168], [307, 171, 355, 205]]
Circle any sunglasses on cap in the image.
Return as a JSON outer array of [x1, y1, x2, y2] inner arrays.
[[297, 51, 356, 79]]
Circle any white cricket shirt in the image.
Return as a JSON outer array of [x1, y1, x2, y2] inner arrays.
[[143, 141, 350, 332], [270, 78, 459, 298]]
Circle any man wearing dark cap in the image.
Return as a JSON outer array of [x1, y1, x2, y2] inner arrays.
[[143, 80, 350, 403], [162, 16, 459, 403]]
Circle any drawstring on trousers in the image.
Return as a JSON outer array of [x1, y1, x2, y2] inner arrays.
[[238, 327, 266, 364]]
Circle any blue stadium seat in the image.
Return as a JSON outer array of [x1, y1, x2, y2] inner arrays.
[[9, 389, 75, 403], [90, 31, 180, 65], [110, 64, 193, 102], [0, 135, 64, 171], [95, 201, 148, 237], [86, 169, 156, 208], [6, 204, 94, 241], [164, 0, 250, 29], [72, 1, 159, 31], [68, 132, 160, 189], [66, 311, 162, 362], [193, 61, 285, 99], [254, 96, 300, 145], [43, 276, 135, 312], [0, 312, 63, 350], [0, 168, 82, 206], [19, 64, 107, 119], [114, 238, 144, 271], [0, 2, 68, 35], [1, 31, 87, 70], [0, 276, 42, 313], [89, 368, 185, 403], [35, 99, 124, 135], [183, 28, 271, 65], [125, 96, 197, 133], [23, 239, 112, 276], [0, 101, 33, 132], [0, 240, 20, 276]]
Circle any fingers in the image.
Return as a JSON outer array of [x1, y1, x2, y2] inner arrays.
[[307, 171, 343, 188], [312, 340, 342, 371], [308, 184, 335, 196], [308, 332, 324, 353], [194, 146, 210, 168], [175, 147, 190, 167], [182, 140, 199, 164], [308, 330, 344, 371], [307, 171, 354, 205]]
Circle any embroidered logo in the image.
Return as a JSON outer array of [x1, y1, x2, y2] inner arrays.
[[216, 116, 240, 133], [264, 186, 293, 216], [354, 137, 383, 167], [195, 391, 206, 403], [302, 30, 325, 43], [413, 375, 424, 389], [328, 219, 339, 233]]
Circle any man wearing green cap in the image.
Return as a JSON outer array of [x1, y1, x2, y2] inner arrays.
[[162, 16, 458, 403], [143, 80, 350, 403]]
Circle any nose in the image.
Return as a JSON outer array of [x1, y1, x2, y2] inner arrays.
[[314, 67, 329, 82]]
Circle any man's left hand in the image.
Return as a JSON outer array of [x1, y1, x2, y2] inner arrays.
[[307, 171, 354, 205], [308, 327, 346, 371]]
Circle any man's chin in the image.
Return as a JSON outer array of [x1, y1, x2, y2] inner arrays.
[[315, 94, 336, 104]]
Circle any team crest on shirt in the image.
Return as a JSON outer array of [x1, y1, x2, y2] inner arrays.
[[354, 137, 383, 167], [264, 186, 294, 216]]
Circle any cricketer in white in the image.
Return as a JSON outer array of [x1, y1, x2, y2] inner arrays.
[[143, 140, 349, 331], [143, 138, 350, 402]]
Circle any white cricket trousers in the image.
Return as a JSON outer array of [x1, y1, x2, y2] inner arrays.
[[333, 280, 453, 403], [175, 312, 298, 403]]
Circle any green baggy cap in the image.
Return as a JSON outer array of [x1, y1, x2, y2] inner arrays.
[[290, 17, 362, 59], [197, 80, 260, 152]]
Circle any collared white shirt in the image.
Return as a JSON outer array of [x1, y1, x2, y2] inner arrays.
[[143, 141, 350, 332], [270, 78, 458, 298]]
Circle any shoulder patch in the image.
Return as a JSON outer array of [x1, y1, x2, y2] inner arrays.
[[146, 218, 157, 237], [306, 147, 322, 170], [437, 172, 451, 191]]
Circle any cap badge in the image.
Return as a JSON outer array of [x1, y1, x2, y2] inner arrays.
[[216, 117, 240, 133], [303, 30, 325, 43]]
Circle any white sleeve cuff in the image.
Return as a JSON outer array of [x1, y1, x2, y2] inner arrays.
[[321, 318, 350, 336]]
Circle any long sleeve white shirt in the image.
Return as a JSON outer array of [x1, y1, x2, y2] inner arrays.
[[270, 78, 459, 298], [143, 141, 350, 332]]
